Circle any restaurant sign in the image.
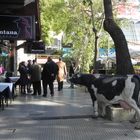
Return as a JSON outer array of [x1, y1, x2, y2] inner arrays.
[[0, 15, 35, 40]]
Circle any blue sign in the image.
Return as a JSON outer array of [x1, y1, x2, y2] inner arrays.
[[99, 48, 115, 58]]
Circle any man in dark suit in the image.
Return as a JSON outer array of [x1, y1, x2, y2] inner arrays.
[[42, 56, 59, 97]]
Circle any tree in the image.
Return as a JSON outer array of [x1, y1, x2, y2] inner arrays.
[[40, 0, 96, 72], [40, 0, 133, 74], [103, 0, 134, 75], [83, 0, 104, 72]]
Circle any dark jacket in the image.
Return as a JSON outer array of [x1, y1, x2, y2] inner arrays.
[[42, 60, 59, 82], [69, 65, 75, 77], [18, 64, 29, 86]]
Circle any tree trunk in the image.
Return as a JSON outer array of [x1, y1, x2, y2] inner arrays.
[[103, 0, 134, 75], [90, 1, 98, 72], [93, 31, 99, 71]]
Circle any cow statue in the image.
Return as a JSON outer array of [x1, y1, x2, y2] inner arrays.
[[69, 73, 140, 129]]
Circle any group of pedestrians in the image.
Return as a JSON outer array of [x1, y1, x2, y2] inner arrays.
[[17, 59, 40, 94], [18, 56, 69, 97], [18, 61, 30, 94]]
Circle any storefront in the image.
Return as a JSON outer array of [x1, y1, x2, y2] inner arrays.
[[0, 0, 41, 75]]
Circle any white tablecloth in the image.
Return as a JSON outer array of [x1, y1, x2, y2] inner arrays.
[[9, 77, 20, 83], [0, 85, 9, 92], [0, 83, 13, 93]]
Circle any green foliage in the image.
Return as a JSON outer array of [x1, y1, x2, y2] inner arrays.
[[52, 50, 63, 56], [40, 0, 68, 44], [39, 0, 125, 73], [133, 65, 140, 69], [40, 0, 96, 72]]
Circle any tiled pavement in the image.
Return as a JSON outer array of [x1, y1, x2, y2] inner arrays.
[[0, 81, 140, 140]]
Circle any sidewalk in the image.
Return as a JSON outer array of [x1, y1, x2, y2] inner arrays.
[[0, 81, 140, 140]]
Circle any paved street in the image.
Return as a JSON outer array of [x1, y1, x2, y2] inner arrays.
[[0, 81, 140, 140]]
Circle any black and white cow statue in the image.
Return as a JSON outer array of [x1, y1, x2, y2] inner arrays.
[[69, 73, 140, 129]]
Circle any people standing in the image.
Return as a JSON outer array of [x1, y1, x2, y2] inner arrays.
[[69, 61, 76, 88], [42, 56, 59, 97], [18, 61, 29, 94], [30, 59, 42, 96], [27, 59, 32, 93], [0, 64, 5, 75], [56, 57, 67, 91]]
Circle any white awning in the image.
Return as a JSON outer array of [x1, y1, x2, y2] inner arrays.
[[128, 44, 140, 58]]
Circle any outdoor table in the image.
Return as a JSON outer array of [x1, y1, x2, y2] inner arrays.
[[9, 77, 20, 83], [0, 83, 13, 94], [0, 83, 14, 106], [0, 85, 9, 110]]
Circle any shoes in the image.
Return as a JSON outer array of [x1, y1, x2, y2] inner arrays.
[[69, 86, 74, 88], [27, 89, 32, 93], [31, 93, 36, 96], [21, 92, 27, 95], [58, 88, 63, 91], [51, 94, 54, 97], [50, 92, 54, 96], [42, 94, 47, 97]]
